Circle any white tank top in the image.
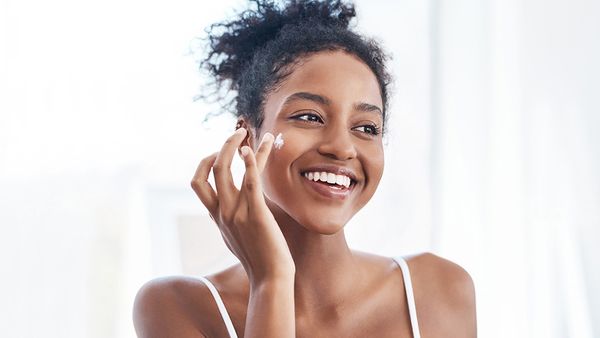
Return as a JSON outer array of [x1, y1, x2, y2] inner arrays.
[[197, 255, 421, 338]]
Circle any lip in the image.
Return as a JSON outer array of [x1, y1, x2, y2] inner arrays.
[[301, 175, 354, 200]]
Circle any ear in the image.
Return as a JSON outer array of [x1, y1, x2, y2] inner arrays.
[[236, 118, 257, 150]]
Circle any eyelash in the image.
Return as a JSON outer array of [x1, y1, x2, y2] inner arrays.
[[291, 112, 381, 136]]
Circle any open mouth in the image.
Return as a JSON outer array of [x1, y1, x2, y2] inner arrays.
[[300, 171, 357, 199]]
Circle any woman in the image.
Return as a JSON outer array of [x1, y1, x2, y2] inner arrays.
[[133, 1, 477, 337]]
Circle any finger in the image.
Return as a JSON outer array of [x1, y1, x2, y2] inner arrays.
[[240, 146, 266, 209], [213, 128, 248, 207], [255, 132, 275, 173], [191, 152, 219, 214]]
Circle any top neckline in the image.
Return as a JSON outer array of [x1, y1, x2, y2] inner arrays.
[[198, 255, 421, 338]]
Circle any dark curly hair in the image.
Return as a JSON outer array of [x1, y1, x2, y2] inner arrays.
[[197, 0, 392, 135]]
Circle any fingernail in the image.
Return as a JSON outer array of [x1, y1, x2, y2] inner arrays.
[[235, 127, 246, 135], [241, 146, 250, 157], [263, 132, 274, 141]]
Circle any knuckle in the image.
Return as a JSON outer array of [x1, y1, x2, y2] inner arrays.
[[212, 162, 228, 172], [245, 179, 256, 191], [232, 213, 246, 226], [190, 179, 200, 190]]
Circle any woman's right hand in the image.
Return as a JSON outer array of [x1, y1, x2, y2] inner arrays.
[[191, 128, 295, 285]]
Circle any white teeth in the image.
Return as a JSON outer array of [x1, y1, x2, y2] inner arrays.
[[303, 171, 353, 188], [327, 173, 336, 184]]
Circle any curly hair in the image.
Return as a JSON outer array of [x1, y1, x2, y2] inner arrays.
[[197, 0, 392, 135]]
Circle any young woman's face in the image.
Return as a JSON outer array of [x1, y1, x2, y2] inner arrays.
[[257, 50, 384, 234]]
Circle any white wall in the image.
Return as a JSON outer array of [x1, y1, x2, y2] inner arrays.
[[1, 0, 598, 337]]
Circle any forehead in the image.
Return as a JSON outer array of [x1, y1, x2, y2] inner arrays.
[[263, 50, 383, 116]]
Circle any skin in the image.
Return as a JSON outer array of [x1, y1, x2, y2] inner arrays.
[[133, 51, 477, 337]]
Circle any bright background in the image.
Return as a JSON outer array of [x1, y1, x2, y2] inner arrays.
[[1, 0, 598, 337]]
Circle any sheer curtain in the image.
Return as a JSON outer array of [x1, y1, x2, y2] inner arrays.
[[1, 0, 598, 337], [349, 0, 599, 336], [428, 0, 599, 337]]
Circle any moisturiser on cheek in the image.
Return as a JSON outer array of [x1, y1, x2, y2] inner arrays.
[[273, 132, 284, 150]]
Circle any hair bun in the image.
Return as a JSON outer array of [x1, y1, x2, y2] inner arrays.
[[202, 0, 356, 89]]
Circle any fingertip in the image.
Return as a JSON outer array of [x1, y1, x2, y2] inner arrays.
[[241, 146, 250, 157], [235, 127, 247, 136], [261, 134, 275, 151], [263, 132, 274, 141]]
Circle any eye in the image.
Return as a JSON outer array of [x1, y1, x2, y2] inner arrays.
[[291, 112, 323, 123], [353, 124, 381, 136]]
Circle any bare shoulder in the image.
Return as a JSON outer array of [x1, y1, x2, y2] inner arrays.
[[133, 265, 247, 338], [406, 252, 475, 302], [133, 275, 214, 338], [406, 252, 477, 337]]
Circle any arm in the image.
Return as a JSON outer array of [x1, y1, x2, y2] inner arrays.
[[446, 265, 477, 338], [133, 278, 208, 338], [414, 253, 477, 338], [245, 277, 296, 338], [134, 129, 296, 337], [132, 276, 294, 338], [191, 128, 296, 337]]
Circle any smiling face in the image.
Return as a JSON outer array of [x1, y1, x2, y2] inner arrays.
[[254, 50, 385, 234]]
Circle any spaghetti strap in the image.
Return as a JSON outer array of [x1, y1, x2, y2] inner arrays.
[[198, 258, 419, 338], [198, 276, 238, 338], [393, 256, 421, 338]]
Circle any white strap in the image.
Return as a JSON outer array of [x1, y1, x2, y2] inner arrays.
[[198, 276, 238, 338], [393, 256, 421, 338]]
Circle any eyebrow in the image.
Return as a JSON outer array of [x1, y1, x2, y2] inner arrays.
[[282, 91, 383, 116]]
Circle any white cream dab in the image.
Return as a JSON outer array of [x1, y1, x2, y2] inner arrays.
[[273, 132, 284, 150]]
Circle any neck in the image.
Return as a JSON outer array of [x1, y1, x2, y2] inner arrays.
[[265, 199, 365, 315]]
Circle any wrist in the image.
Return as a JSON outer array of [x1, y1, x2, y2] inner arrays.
[[249, 271, 295, 291]]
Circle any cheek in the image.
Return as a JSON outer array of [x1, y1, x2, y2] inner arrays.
[[371, 150, 385, 182], [260, 131, 307, 198], [361, 145, 385, 195]]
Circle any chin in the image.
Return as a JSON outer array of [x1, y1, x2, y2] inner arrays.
[[293, 211, 351, 235]]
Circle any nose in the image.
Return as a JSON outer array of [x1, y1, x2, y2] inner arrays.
[[317, 124, 357, 160]]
